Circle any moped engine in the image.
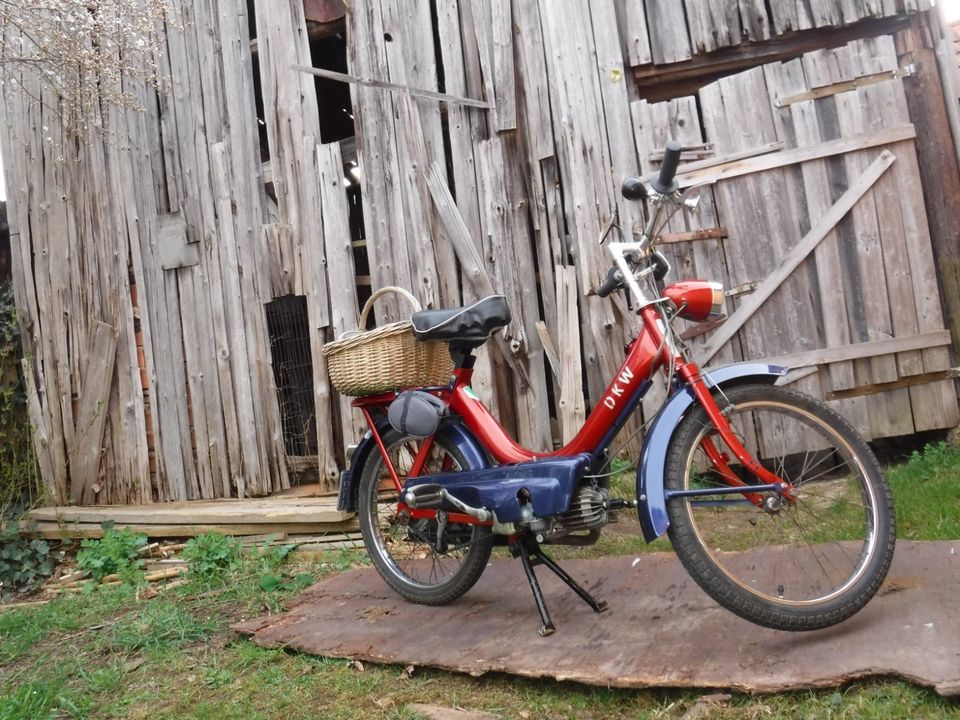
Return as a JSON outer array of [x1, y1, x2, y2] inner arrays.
[[559, 485, 609, 532], [529, 485, 611, 546]]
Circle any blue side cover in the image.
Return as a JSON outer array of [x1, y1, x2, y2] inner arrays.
[[337, 418, 489, 513], [636, 363, 787, 542], [405, 454, 592, 523]]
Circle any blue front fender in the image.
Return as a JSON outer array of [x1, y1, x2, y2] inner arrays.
[[636, 363, 787, 542], [337, 418, 490, 513]]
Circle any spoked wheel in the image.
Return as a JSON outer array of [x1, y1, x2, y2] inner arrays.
[[358, 428, 494, 605], [665, 383, 895, 631]]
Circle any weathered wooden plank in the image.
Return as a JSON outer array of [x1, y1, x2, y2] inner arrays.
[[674, 125, 915, 188], [346, 0, 411, 324], [318, 141, 366, 449], [739, 0, 771, 41], [21, 359, 61, 502], [774, 66, 915, 107], [425, 161, 531, 389], [640, 141, 785, 183], [540, 0, 634, 425], [826, 368, 960, 400], [29, 498, 351, 525], [394, 93, 442, 310], [426, 164, 497, 299], [435, 0, 501, 421], [210, 144, 263, 498], [837, 103, 911, 435], [26, 521, 359, 540], [514, 0, 554, 160], [699, 150, 896, 365], [589, 0, 645, 237], [617, 0, 652, 66], [700, 63, 825, 453], [69, 322, 119, 504], [476, 135, 552, 450], [772, 65, 859, 398], [758, 329, 952, 368], [101, 79, 156, 504], [684, 0, 739, 54], [215, 0, 273, 298], [491, 0, 517, 130], [645, 0, 692, 64], [379, 0, 458, 308], [555, 267, 585, 443], [291, 64, 491, 108]]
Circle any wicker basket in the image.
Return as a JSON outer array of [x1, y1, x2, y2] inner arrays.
[[323, 286, 453, 397]]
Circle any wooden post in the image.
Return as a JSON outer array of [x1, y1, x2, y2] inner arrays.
[[896, 17, 960, 361]]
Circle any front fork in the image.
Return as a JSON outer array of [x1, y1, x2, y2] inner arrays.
[[675, 363, 797, 504]]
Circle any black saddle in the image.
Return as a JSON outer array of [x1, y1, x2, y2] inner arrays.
[[411, 295, 511, 342]]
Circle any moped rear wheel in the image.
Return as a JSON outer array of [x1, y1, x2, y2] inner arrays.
[[664, 383, 895, 631], [358, 428, 494, 605]]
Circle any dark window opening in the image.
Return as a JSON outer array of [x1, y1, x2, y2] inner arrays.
[[309, 32, 355, 143], [265, 296, 317, 456]]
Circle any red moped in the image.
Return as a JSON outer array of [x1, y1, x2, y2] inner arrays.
[[337, 142, 896, 636]]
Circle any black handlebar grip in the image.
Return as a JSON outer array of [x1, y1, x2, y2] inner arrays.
[[650, 140, 682, 195], [621, 177, 647, 201], [596, 266, 622, 298]]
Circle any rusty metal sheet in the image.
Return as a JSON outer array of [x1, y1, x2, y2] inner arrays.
[[234, 541, 960, 696]]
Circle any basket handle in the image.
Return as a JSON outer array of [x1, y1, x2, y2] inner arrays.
[[358, 286, 422, 329]]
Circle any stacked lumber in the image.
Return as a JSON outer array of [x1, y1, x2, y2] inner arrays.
[[42, 541, 189, 595], [36, 531, 365, 595], [23, 497, 357, 540]]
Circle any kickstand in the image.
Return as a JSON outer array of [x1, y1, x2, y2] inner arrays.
[[510, 533, 608, 636]]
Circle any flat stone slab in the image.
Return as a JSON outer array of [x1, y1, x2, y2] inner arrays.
[[234, 540, 960, 696]]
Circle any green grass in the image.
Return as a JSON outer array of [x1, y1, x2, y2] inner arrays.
[[887, 441, 960, 540], [1, 444, 960, 719]]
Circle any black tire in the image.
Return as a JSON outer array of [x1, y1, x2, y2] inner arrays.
[[665, 383, 895, 631], [358, 428, 494, 605]]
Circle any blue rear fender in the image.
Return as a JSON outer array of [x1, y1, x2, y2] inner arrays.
[[337, 418, 489, 513], [636, 363, 787, 542]]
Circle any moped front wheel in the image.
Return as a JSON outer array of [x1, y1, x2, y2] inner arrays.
[[664, 383, 895, 631], [358, 428, 494, 605]]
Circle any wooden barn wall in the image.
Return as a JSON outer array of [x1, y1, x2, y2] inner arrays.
[[0, 3, 293, 504], [1, 0, 958, 506]]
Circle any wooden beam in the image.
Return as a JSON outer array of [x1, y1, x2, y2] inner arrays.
[[674, 127, 913, 189], [555, 267, 585, 443], [698, 151, 897, 364], [21, 358, 61, 502], [28, 497, 352, 525], [826, 368, 960, 401], [632, 14, 914, 103], [68, 321, 119, 504], [641, 142, 783, 184], [773, 65, 916, 108], [425, 160, 531, 386], [535, 321, 560, 378], [21, 519, 360, 540], [896, 19, 960, 359], [291, 64, 492, 109], [755, 330, 952, 370]]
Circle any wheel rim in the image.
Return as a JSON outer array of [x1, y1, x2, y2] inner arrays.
[[364, 438, 482, 590], [679, 399, 879, 607]]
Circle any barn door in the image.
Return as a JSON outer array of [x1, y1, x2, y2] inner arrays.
[[632, 36, 959, 443]]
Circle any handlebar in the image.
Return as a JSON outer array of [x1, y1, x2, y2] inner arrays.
[[601, 141, 683, 298], [621, 177, 647, 200], [596, 266, 623, 298], [650, 140, 682, 195]]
